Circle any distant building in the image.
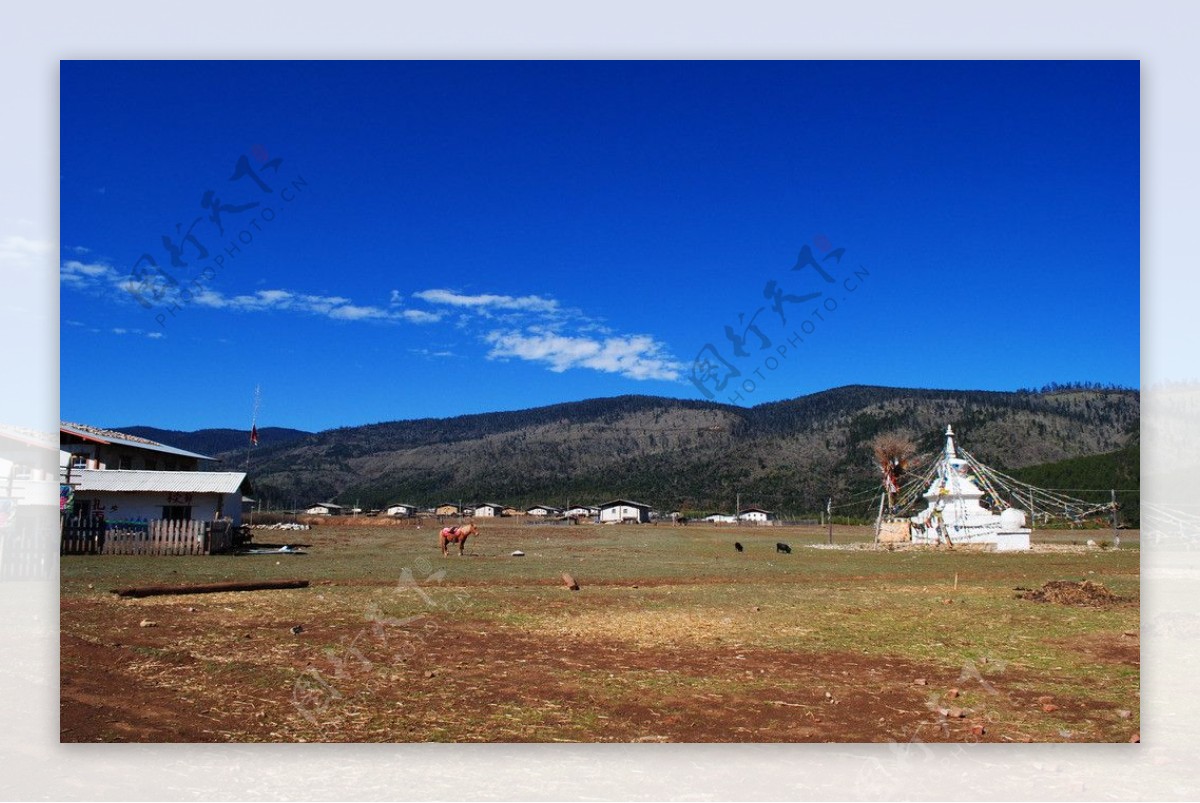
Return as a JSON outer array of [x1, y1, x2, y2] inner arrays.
[[598, 499, 652, 523], [737, 507, 776, 524], [526, 505, 562, 517], [305, 502, 343, 516], [703, 513, 737, 524], [474, 502, 507, 517], [435, 503, 462, 516], [564, 505, 598, 518], [502, 506, 523, 517], [386, 503, 417, 517]]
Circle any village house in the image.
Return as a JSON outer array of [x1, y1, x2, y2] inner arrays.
[[435, 503, 463, 516], [598, 499, 652, 523], [737, 506, 776, 524], [564, 505, 598, 518], [60, 422, 246, 526], [305, 502, 343, 516], [526, 504, 562, 517], [385, 503, 417, 517], [473, 502, 507, 517]]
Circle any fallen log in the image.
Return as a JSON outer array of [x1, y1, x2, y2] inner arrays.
[[111, 579, 309, 598]]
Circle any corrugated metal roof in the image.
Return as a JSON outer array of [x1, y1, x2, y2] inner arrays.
[[71, 469, 245, 494], [60, 423, 216, 461], [598, 499, 651, 509]]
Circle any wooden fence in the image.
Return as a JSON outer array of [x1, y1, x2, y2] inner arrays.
[[61, 518, 235, 556]]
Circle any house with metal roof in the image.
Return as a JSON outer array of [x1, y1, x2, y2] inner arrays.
[[597, 499, 652, 523], [737, 506, 776, 524], [60, 422, 215, 471], [70, 468, 246, 524], [305, 502, 344, 516], [60, 422, 246, 527]]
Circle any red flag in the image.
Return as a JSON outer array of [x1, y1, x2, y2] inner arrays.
[[250, 425, 259, 446]]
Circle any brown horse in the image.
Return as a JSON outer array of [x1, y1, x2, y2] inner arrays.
[[439, 521, 477, 556]]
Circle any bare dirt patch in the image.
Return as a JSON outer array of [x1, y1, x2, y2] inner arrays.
[[1017, 580, 1121, 607]]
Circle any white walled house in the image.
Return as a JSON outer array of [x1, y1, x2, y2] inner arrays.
[[474, 503, 506, 517], [703, 513, 737, 523], [61, 422, 246, 527], [61, 422, 212, 472], [386, 503, 417, 517], [737, 507, 776, 524], [598, 499, 652, 523], [70, 469, 245, 526], [564, 505, 598, 518], [305, 502, 343, 516], [526, 505, 562, 517]]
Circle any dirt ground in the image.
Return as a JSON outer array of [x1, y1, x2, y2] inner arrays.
[[60, 592, 1138, 743]]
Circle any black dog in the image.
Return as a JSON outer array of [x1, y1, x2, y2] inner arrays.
[[734, 542, 744, 552], [776, 542, 791, 554]]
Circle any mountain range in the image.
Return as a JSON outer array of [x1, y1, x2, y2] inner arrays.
[[117, 384, 1140, 520]]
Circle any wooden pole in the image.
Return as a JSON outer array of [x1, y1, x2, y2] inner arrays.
[[111, 578, 309, 598], [1112, 489, 1120, 549], [874, 491, 885, 546], [827, 497, 834, 545]]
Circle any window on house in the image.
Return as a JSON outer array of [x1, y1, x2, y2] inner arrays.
[[161, 505, 192, 521]]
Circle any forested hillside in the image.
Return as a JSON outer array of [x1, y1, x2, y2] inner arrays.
[[205, 384, 1138, 518]]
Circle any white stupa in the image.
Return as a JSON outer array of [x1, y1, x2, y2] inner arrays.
[[909, 426, 1031, 551]]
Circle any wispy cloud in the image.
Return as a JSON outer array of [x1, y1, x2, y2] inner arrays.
[[410, 286, 683, 381], [413, 288, 560, 315], [0, 234, 53, 268], [485, 330, 684, 381], [59, 259, 121, 288], [60, 254, 443, 326]]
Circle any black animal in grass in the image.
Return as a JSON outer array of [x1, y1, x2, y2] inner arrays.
[[776, 542, 792, 554], [734, 542, 744, 552]]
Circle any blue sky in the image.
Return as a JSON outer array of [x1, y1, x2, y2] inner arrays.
[[60, 60, 1139, 432]]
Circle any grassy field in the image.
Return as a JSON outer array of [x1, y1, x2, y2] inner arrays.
[[59, 522, 1139, 743]]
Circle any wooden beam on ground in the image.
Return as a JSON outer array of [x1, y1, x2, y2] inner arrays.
[[111, 579, 309, 598]]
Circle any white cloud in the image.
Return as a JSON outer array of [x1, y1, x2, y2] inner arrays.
[[60, 259, 121, 287], [0, 234, 53, 268], [414, 288, 560, 315], [400, 309, 442, 324], [485, 330, 684, 381]]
